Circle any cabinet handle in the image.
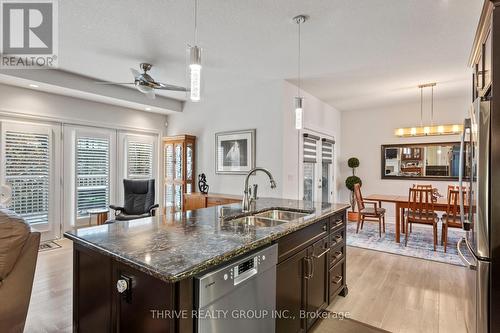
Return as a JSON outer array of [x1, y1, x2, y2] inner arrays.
[[334, 219, 343, 227], [322, 224, 328, 231], [310, 257, 315, 279], [332, 251, 342, 261], [332, 275, 343, 284], [116, 279, 128, 293], [332, 235, 343, 245], [313, 247, 330, 259], [304, 258, 313, 279]]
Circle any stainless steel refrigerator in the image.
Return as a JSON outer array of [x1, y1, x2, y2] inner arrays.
[[458, 97, 493, 333]]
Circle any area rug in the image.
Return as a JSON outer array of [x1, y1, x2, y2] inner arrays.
[[311, 314, 388, 333], [346, 220, 465, 266], [38, 241, 61, 252]]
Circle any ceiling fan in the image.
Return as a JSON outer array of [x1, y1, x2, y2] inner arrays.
[[96, 63, 188, 99]]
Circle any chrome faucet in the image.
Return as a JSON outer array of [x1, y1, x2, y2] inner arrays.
[[242, 167, 277, 212]]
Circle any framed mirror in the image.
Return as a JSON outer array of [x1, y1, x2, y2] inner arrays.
[[381, 142, 470, 180]]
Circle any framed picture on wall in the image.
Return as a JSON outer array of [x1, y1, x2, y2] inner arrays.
[[215, 129, 256, 174]]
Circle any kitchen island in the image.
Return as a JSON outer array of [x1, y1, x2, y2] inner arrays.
[[64, 198, 350, 333]]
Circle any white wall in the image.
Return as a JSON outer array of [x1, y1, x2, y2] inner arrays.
[[166, 78, 343, 201], [282, 81, 342, 201], [340, 96, 469, 220], [0, 83, 168, 133], [166, 78, 284, 197]]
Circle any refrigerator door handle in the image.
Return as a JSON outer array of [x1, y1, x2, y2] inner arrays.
[[457, 237, 477, 270], [459, 118, 471, 230]]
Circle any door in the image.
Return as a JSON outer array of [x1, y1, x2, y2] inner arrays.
[[306, 236, 329, 329], [117, 132, 158, 206], [276, 248, 307, 333], [63, 125, 116, 229], [0, 121, 61, 241], [301, 132, 335, 203]]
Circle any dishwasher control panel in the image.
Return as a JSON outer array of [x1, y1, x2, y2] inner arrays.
[[233, 256, 259, 285], [195, 244, 278, 309]]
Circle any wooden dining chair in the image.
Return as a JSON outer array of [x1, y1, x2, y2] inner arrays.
[[447, 185, 468, 202], [405, 188, 438, 251], [413, 184, 433, 189], [442, 189, 462, 253], [354, 183, 386, 237]]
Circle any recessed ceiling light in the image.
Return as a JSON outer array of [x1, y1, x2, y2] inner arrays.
[[145, 107, 151, 111], [29, 84, 39, 88]]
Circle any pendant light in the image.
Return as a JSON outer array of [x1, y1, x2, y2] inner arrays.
[[189, 0, 202, 102], [293, 15, 307, 130], [395, 82, 463, 137]]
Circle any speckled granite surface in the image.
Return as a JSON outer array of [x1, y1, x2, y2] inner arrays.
[[64, 198, 349, 283]]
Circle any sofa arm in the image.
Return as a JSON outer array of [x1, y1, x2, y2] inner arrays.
[[0, 232, 40, 333]]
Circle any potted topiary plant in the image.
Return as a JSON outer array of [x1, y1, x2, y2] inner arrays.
[[345, 157, 362, 221]]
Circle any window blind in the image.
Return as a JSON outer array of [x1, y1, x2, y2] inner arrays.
[[303, 134, 320, 163], [322, 138, 335, 164], [76, 137, 110, 217], [127, 141, 153, 179], [5, 131, 50, 225]]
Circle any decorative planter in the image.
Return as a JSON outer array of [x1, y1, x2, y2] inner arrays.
[[347, 211, 360, 222]]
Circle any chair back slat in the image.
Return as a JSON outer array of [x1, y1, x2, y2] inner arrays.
[[353, 183, 364, 212], [408, 188, 435, 223], [446, 189, 461, 225]]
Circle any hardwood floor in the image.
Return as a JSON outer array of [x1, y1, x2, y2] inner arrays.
[[328, 247, 468, 333], [25, 241, 467, 333], [25, 239, 72, 333]]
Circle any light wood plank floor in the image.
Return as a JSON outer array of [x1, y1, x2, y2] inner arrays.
[[328, 247, 468, 333], [25, 239, 73, 333], [25, 241, 467, 333]]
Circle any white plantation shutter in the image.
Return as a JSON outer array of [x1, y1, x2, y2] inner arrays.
[[76, 137, 110, 217], [5, 131, 50, 225], [127, 141, 153, 179]]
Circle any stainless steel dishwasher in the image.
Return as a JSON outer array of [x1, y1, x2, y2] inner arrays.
[[195, 244, 278, 333]]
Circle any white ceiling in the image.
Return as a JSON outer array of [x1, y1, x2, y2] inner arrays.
[[52, 0, 482, 112]]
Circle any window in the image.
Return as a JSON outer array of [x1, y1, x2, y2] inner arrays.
[[76, 137, 110, 217], [5, 131, 50, 224], [303, 134, 319, 202], [321, 139, 334, 203], [301, 132, 335, 203], [127, 141, 153, 179]]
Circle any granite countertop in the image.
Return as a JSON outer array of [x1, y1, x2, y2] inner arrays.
[[64, 198, 350, 283]]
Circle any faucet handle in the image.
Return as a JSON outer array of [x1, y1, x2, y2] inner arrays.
[[252, 184, 258, 200]]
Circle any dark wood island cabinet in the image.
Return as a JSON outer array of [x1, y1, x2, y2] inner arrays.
[[276, 211, 347, 333], [65, 199, 349, 333]]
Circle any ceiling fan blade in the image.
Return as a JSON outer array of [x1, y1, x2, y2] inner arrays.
[[130, 68, 141, 79], [156, 82, 188, 92], [144, 90, 156, 99], [95, 82, 135, 85]]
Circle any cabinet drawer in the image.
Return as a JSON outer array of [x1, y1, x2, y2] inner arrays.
[[278, 218, 329, 263], [329, 228, 344, 248], [206, 197, 241, 207], [329, 259, 345, 302], [329, 244, 344, 268], [329, 213, 345, 231], [207, 198, 225, 206]]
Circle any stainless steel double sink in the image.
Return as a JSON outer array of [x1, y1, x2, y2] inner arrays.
[[223, 209, 313, 228]]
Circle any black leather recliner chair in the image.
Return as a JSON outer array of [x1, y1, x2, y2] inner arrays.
[[109, 179, 159, 221]]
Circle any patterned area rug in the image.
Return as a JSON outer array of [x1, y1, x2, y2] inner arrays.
[[346, 221, 465, 266]]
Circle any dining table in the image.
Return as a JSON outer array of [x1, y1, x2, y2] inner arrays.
[[365, 194, 456, 243]]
